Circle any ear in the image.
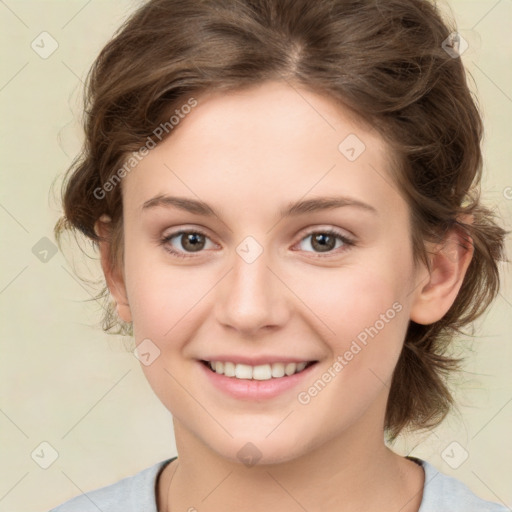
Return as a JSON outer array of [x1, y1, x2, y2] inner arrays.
[[94, 215, 132, 323], [410, 220, 474, 325]]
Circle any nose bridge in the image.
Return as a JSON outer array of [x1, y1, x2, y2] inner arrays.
[[215, 241, 287, 334]]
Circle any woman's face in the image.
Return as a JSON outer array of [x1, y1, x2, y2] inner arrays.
[[116, 80, 422, 464]]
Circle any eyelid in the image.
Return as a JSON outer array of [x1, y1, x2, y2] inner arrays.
[[295, 224, 355, 243]]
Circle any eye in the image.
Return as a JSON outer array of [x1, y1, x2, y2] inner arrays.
[[160, 229, 216, 258], [160, 227, 355, 259], [295, 228, 354, 256]]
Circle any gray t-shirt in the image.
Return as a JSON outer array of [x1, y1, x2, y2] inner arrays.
[[49, 456, 508, 512]]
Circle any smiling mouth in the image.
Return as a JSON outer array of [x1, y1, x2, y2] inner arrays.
[[200, 360, 318, 380]]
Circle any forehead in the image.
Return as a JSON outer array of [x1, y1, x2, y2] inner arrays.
[[122, 80, 404, 221]]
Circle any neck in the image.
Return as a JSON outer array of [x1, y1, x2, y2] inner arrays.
[[158, 421, 424, 512]]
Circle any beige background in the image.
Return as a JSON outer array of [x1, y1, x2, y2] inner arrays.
[[0, 1, 511, 510]]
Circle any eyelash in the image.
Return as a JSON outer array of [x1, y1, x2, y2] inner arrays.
[[159, 227, 355, 259]]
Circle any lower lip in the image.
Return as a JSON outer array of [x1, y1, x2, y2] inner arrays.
[[198, 361, 318, 400]]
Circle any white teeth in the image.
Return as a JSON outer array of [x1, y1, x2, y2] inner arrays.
[[224, 361, 236, 377], [296, 362, 307, 372], [285, 362, 296, 376], [206, 360, 312, 380], [271, 362, 285, 378], [252, 364, 272, 380], [235, 364, 253, 379]]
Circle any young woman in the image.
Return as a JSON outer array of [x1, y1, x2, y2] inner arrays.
[[50, 0, 508, 510]]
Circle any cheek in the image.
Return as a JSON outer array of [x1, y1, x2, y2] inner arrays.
[[296, 258, 410, 337], [294, 265, 411, 421], [127, 267, 206, 340], [292, 253, 413, 385], [122, 236, 205, 335], [123, 254, 204, 409]]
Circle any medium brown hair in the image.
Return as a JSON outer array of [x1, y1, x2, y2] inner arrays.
[[54, 0, 507, 440]]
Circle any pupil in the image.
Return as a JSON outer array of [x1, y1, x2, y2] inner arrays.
[[183, 233, 205, 251], [313, 233, 335, 252]]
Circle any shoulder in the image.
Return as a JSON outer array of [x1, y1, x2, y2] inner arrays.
[[412, 457, 508, 512], [48, 458, 174, 512]]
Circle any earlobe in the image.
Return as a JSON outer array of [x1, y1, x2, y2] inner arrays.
[[410, 227, 474, 325], [94, 215, 132, 323], [115, 299, 133, 324]]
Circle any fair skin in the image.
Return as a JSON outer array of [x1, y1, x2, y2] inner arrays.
[[96, 80, 472, 512]]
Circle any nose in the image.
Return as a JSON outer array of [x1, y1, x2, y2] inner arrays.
[[215, 248, 290, 336]]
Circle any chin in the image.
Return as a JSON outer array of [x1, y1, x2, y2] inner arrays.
[[204, 430, 313, 468]]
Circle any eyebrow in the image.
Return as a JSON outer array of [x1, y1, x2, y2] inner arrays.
[[141, 194, 378, 218]]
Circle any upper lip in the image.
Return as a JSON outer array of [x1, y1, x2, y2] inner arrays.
[[199, 355, 318, 365]]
